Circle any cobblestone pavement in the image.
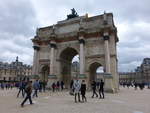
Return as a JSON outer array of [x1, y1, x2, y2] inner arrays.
[[0, 87, 149, 113]]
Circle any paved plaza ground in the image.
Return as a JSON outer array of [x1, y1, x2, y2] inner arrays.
[[0, 87, 149, 113]]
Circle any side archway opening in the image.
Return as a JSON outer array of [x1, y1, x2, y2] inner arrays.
[[89, 62, 104, 84]]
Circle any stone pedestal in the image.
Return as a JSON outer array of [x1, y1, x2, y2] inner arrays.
[[103, 73, 115, 93], [32, 75, 40, 79], [78, 74, 86, 80], [47, 75, 57, 84], [77, 74, 87, 87], [48, 74, 57, 79]]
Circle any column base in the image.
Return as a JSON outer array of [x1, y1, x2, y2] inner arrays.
[[46, 75, 57, 88], [72, 74, 87, 79], [103, 73, 116, 93], [78, 74, 87, 79], [31, 75, 40, 79], [48, 75, 57, 79]]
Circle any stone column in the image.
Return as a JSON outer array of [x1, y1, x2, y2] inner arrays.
[[49, 41, 56, 75], [32, 45, 40, 76], [103, 34, 115, 93], [103, 32, 111, 73], [79, 37, 85, 75]]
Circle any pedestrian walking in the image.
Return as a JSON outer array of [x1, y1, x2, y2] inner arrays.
[[91, 80, 98, 98], [60, 81, 64, 91], [134, 81, 138, 90], [17, 81, 24, 98], [56, 81, 60, 91], [70, 80, 74, 95], [39, 80, 42, 92], [73, 79, 81, 103], [1, 82, 4, 90], [21, 81, 33, 107], [99, 79, 104, 99], [52, 82, 56, 92], [81, 80, 87, 102], [32, 80, 40, 98]]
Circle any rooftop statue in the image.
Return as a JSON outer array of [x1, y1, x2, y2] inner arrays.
[[67, 8, 79, 20]]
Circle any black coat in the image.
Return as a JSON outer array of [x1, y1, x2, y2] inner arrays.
[[91, 81, 97, 90], [81, 83, 86, 95], [99, 81, 104, 91]]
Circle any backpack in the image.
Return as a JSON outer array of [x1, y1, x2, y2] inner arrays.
[[25, 85, 31, 94]]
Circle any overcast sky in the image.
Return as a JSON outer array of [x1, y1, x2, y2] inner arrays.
[[0, 0, 150, 72]]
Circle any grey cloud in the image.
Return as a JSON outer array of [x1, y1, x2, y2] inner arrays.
[[116, 20, 150, 71], [118, 61, 142, 72], [0, 0, 38, 36], [0, 0, 37, 64]]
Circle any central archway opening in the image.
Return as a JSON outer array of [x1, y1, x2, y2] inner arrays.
[[60, 47, 78, 88], [89, 62, 104, 84]]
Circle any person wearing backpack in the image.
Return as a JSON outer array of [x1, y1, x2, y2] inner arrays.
[[21, 81, 33, 107]]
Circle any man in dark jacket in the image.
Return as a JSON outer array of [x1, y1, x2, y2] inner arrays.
[[70, 80, 74, 95], [60, 81, 64, 91], [99, 79, 104, 99], [81, 80, 87, 102], [91, 80, 98, 98], [56, 81, 60, 91], [52, 82, 56, 92], [21, 81, 33, 107]]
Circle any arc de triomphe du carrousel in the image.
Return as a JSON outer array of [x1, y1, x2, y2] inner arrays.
[[32, 10, 119, 93]]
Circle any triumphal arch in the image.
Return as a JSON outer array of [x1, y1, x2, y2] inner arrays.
[[32, 12, 119, 93]]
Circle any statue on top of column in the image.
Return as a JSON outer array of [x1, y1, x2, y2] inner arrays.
[[67, 8, 79, 20]]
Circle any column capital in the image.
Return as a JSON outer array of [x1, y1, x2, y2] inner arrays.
[[78, 27, 85, 37], [49, 43, 57, 48], [33, 45, 40, 51], [103, 35, 110, 40], [49, 34, 56, 39], [79, 39, 85, 44], [78, 27, 85, 44], [103, 31, 110, 40], [49, 41, 57, 48]]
